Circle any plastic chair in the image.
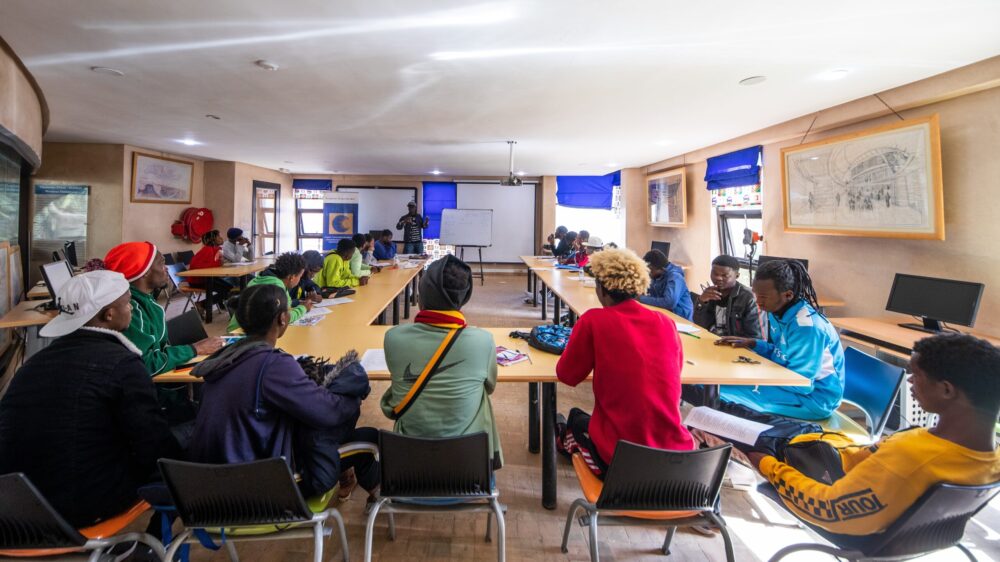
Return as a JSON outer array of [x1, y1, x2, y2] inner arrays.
[[166, 309, 209, 346], [175, 250, 194, 266], [364, 431, 506, 562], [164, 253, 175, 265], [765, 480, 1000, 561], [158, 457, 349, 562], [560, 442, 735, 562], [0, 473, 166, 561], [840, 347, 905, 441]]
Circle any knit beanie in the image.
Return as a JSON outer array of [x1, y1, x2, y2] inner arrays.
[[104, 242, 158, 282]]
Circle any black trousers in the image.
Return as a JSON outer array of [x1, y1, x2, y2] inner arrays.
[[556, 407, 609, 479]]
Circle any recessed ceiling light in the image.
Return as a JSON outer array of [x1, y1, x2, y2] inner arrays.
[[175, 139, 202, 146], [654, 140, 673, 146], [809, 156, 820, 161], [284, 160, 294, 164], [606, 162, 619, 168], [279, 167, 291, 173], [818, 68, 852, 81], [205, 114, 221, 120], [516, 171, 526, 176], [429, 170, 442, 175], [255, 59, 279, 71], [90, 66, 124, 77], [739, 76, 767, 86]]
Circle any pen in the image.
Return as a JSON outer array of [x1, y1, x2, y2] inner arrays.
[[680, 332, 701, 340]]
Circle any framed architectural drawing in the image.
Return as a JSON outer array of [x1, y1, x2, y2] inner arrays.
[[131, 152, 194, 204], [781, 114, 943, 239], [647, 167, 687, 227]]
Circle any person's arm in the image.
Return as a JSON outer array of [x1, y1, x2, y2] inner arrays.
[[396, 215, 406, 230], [637, 277, 678, 311], [221, 241, 239, 264], [692, 300, 714, 330], [263, 355, 361, 430], [422, 215, 429, 229], [114, 357, 182, 471], [331, 259, 360, 287], [124, 319, 196, 375], [752, 322, 829, 394], [737, 295, 763, 339], [484, 332, 498, 394], [372, 242, 387, 261], [556, 315, 594, 386]]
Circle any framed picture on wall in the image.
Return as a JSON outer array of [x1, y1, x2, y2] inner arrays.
[[647, 167, 687, 227], [781, 114, 944, 239], [130, 152, 194, 204]]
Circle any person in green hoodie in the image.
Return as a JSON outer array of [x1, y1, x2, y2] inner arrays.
[[227, 252, 313, 332], [316, 238, 369, 289], [349, 233, 380, 279]]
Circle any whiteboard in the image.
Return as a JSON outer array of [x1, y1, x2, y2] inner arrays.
[[336, 187, 416, 235], [456, 182, 535, 262], [440, 209, 493, 247]]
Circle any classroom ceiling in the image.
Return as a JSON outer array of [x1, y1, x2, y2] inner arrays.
[[2, 1, 999, 177]]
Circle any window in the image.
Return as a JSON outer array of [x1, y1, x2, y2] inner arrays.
[[252, 181, 280, 256], [554, 186, 626, 247], [296, 197, 324, 251], [718, 209, 762, 285]]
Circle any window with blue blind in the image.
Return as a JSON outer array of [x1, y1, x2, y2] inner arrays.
[[292, 178, 332, 191], [704, 146, 762, 190], [555, 170, 620, 209], [422, 181, 457, 239]]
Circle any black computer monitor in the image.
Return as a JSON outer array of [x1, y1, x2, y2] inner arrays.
[[650, 241, 670, 261], [63, 241, 78, 267], [39, 260, 74, 303], [757, 255, 809, 271], [886, 273, 985, 333]]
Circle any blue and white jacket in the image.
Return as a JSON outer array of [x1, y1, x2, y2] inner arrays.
[[639, 263, 693, 320], [721, 299, 845, 420]]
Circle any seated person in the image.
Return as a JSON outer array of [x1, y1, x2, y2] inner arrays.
[[572, 236, 603, 268], [227, 252, 312, 332], [222, 227, 253, 263], [693, 255, 762, 338], [748, 333, 1000, 535], [544, 225, 569, 254], [715, 259, 845, 420], [362, 234, 380, 267], [372, 229, 397, 261], [380, 256, 503, 468], [316, 238, 368, 289], [189, 284, 378, 500], [638, 249, 693, 320], [291, 250, 324, 307], [557, 231, 580, 265], [349, 233, 378, 278], [0, 271, 180, 527], [187, 229, 235, 319], [555, 248, 694, 478]]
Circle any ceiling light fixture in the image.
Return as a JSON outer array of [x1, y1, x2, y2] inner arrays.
[[818, 68, 852, 81], [255, 59, 279, 71], [500, 141, 522, 186], [90, 66, 124, 77], [430, 169, 442, 175], [205, 114, 221, 120], [516, 171, 526, 176], [175, 139, 202, 146], [606, 162, 619, 168], [739, 75, 767, 86], [279, 167, 291, 173]]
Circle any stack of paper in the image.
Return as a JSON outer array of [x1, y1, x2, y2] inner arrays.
[[317, 297, 353, 307], [683, 406, 773, 445], [361, 349, 388, 372]]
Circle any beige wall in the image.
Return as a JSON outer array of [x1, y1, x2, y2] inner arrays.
[[203, 161, 236, 233], [233, 163, 293, 253], [0, 37, 46, 167]]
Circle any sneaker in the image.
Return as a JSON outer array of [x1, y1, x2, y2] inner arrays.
[[337, 467, 358, 500]]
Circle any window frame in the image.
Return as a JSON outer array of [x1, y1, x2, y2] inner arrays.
[[295, 196, 325, 251], [717, 209, 763, 270]]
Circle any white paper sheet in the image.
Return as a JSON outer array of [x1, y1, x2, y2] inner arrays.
[[675, 323, 701, 334], [302, 306, 332, 318], [361, 349, 388, 372], [684, 406, 773, 445], [316, 297, 353, 307]]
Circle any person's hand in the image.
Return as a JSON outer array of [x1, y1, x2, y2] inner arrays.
[[699, 286, 723, 303], [238, 236, 251, 246], [303, 300, 314, 312], [547, 233, 555, 244], [715, 336, 755, 348], [745, 451, 769, 470], [192, 337, 225, 356], [372, 266, 381, 274], [309, 292, 323, 303], [359, 276, 370, 286]]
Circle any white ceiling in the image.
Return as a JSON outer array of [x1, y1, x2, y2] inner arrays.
[[2, 0, 999, 176]]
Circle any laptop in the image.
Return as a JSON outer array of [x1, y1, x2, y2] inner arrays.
[[39, 260, 75, 304]]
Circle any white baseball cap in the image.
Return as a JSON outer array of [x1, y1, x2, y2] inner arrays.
[[584, 236, 604, 249], [40, 270, 131, 338]]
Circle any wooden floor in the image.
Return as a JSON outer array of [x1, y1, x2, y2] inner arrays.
[[159, 274, 1000, 561]]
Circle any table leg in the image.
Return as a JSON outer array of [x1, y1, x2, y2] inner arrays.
[[568, 310, 576, 326], [704, 385, 721, 409], [528, 383, 540, 454], [542, 382, 557, 510], [541, 285, 547, 321], [526, 268, 532, 292], [532, 272, 538, 307], [411, 277, 418, 306], [553, 297, 561, 325], [204, 278, 214, 324], [392, 294, 400, 325], [378, 310, 386, 325], [403, 285, 411, 319], [238, 275, 248, 291]]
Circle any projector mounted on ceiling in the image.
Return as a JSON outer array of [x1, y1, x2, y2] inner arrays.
[[499, 140, 523, 186]]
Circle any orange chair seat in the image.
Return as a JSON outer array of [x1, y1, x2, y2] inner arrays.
[[571, 454, 701, 521], [0, 500, 151, 558], [178, 285, 205, 294]]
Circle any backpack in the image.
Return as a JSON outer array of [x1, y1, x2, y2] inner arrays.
[[185, 207, 214, 243], [511, 324, 573, 355], [171, 207, 197, 239]]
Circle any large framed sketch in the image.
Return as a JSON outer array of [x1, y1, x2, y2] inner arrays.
[[130, 152, 194, 204], [781, 114, 944, 239], [647, 167, 687, 227]]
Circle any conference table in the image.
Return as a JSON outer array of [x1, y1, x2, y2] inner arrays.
[[176, 258, 274, 322]]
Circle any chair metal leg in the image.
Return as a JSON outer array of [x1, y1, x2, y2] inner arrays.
[[164, 529, 194, 562], [364, 498, 389, 562], [957, 543, 978, 562], [587, 511, 600, 562], [225, 537, 240, 562], [388, 512, 396, 540], [489, 498, 506, 562], [768, 543, 861, 562], [330, 510, 348, 562], [486, 511, 492, 543], [661, 527, 676, 555], [561, 498, 588, 553]]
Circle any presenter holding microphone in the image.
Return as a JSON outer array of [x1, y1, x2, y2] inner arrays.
[[396, 201, 429, 255]]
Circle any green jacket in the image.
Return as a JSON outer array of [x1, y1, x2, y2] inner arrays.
[[315, 253, 359, 288], [226, 275, 307, 332], [380, 323, 503, 467], [348, 250, 372, 278], [123, 287, 196, 376]]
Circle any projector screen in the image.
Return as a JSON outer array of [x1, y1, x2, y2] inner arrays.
[[455, 182, 535, 263], [336, 186, 416, 235]]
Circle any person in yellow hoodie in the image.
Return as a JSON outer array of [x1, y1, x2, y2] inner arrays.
[[747, 333, 1000, 536], [316, 238, 369, 289]]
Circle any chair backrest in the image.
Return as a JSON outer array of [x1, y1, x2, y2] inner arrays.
[[166, 263, 187, 289], [163, 253, 175, 265], [62, 241, 78, 267], [378, 431, 493, 498], [596, 442, 732, 512], [867, 481, 1000, 558], [167, 309, 208, 346], [176, 250, 194, 266], [158, 458, 313, 528], [842, 347, 905, 440], [0, 473, 86, 549]]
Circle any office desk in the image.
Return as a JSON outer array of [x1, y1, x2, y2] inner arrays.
[[26, 283, 49, 300], [830, 316, 1000, 356], [0, 300, 57, 329]]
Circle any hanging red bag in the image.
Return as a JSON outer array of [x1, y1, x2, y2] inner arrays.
[[171, 207, 197, 239], [185, 207, 215, 243]]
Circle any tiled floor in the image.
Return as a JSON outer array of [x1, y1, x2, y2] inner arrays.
[[169, 274, 1000, 561]]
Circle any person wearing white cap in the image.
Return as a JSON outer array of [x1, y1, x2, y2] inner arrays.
[[0, 271, 179, 528]]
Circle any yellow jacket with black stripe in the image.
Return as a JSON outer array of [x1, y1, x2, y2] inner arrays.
[[759, 428, 1000, 535]]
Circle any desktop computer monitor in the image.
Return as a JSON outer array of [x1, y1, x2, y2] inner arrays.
[[63, 241, 78, 267], [39, 260, 75, 303], [650, 241, 670, 261], [757, 255, 809, 271], [886, 273, 984, 333]]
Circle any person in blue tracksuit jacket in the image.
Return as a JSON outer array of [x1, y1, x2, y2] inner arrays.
[[638, 249, 693, 320], [716, 259, 845, 420]]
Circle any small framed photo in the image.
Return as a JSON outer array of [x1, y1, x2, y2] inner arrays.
[[131, 152, 194, 204], [647, 167, 687, 227]]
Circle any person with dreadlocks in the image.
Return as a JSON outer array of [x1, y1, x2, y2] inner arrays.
[[715, 259, 845, 420]]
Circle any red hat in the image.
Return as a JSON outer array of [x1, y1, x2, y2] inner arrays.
[[104, 242, 158, 282]]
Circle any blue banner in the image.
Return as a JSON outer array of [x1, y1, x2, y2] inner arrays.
[[35, 184, 89, 196], [322, 192, 359, 251]]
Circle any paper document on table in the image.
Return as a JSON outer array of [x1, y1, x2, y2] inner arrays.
[[222, 262, 245, 267], [317, 297, 353, 307], [675, 323, 701, 334], [684, 406, 772, 445], [361, 349, 388, 372], [302, 307, 332, 318], [376, 261, 394, 267], [401, 262, 422, 269], [291, 315, 325, 327]]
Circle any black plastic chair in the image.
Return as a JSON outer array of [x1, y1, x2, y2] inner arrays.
[[164, 263, 202, 314], [166, 309, 208, 346], [163, 253, 175, 265], [560, 442, 734, 562], [63, 241, 78, 267], [765, 480, 1000, 561], [0, 473, 166, 560], [175, 250, 194, 266], [364, 431, 506, 562], [158, 457, 348, 562], [840, 347, 906, 441]]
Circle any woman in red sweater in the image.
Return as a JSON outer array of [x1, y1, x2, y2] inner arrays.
[[187, 230, 234, 320], [556, 247, 694, 477]]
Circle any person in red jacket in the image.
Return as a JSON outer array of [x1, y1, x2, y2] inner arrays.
[[556, 247, 694, 477], [187, 229, 234, 320]]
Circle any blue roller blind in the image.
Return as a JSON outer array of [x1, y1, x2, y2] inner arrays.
[[556, 170, 620, 209], [292, 179, 332, 191], [704, 146, 762, 190], [422, 181, 457, 239]]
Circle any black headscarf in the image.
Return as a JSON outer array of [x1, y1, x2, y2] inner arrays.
[[419, 255, 473, 311]]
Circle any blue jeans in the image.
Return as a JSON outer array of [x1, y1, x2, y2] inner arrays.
[[403, 242, 424, 254]]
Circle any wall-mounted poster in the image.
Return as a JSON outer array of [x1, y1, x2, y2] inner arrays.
[[130, 152, 194, 204], [781, 114, 944, 239], [322, 191, 359, 251], [647, 167, 687, 227]]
